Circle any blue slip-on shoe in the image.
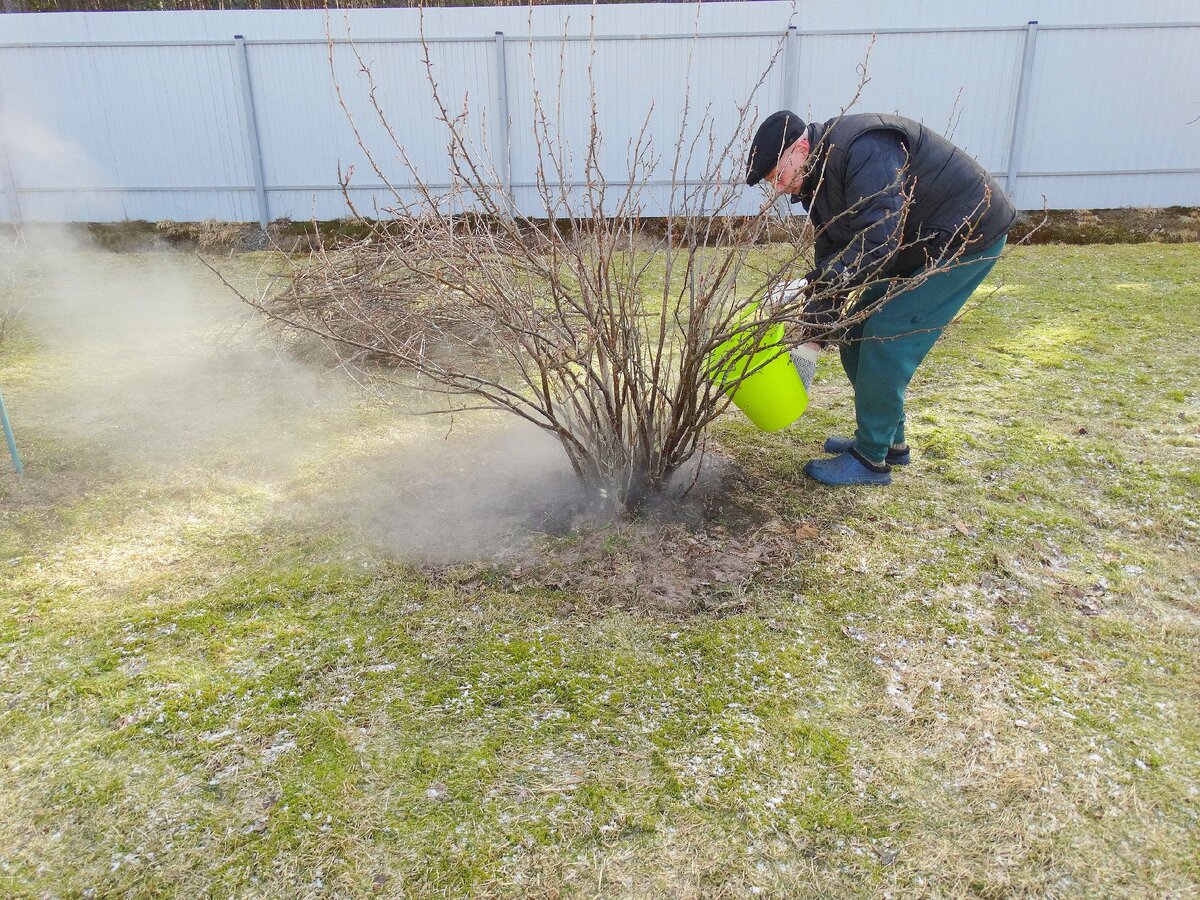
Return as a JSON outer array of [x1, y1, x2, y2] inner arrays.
[[823, 435, 911, 466], [804, 450, 892, 486]]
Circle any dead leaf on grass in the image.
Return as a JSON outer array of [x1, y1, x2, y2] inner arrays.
[[953, 520, 972, 537], [794, 522, 819, 541], [874, 846, 900, 866], [1057, 583, 1103, 615], [1008, 618, 1035, 635]]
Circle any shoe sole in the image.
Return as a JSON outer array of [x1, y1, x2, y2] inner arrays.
[[823, 438, 911, 466], [803, 469, 892, 486], [802, 461, 893, 486]]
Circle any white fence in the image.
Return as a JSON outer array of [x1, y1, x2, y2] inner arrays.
[[1, 1, 1198, 224]]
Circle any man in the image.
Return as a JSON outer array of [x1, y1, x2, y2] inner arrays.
[[747, 110, 1016, 485]]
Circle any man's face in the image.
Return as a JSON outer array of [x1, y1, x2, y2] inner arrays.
[[765, 138, 809, 194]]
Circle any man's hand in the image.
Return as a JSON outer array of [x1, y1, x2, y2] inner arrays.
[[763, 277, 811, 310], [789, 342, 819, 392]]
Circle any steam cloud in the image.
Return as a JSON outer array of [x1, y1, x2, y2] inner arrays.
[[0, 105, 591, 562], [8, 228, 345, 478], [2, 227, 581, 561]]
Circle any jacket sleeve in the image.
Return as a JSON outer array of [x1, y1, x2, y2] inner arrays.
[[801, 131, 909, 325]]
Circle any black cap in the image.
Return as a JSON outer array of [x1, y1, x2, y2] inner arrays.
[[746, 110, 807, 186]]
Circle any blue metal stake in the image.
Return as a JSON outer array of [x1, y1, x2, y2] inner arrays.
[[0, 384, 22, 476]]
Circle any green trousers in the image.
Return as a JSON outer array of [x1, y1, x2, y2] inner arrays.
[[839, 236, 1006, 462]]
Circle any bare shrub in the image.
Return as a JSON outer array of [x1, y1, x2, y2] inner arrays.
[[220, 23, 989, 513]]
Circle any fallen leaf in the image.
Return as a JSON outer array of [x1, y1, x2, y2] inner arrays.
[[874, 847, 900, 866], [794, 523, 819, 541], [742, 544, 765, 562], [952, 520, 971, 537], [842, 625, 868, 642]]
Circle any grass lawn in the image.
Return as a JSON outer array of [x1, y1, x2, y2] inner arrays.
[[1, 243, 1197, 898]]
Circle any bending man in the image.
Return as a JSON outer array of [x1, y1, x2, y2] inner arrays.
[[747, 110, 1016, 486]]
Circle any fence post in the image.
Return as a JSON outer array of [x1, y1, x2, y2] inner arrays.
[[233, 35, 270, 231], [0, 152, 17, 225], [493, 31, 513, 217], [781, 25, 799, 113], [0, 87, 21, 224], [0, 147, 18, 224], [1005, 20, 1039, 201]]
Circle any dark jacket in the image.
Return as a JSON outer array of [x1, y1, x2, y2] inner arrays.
[[795, 113, 1015, 301]]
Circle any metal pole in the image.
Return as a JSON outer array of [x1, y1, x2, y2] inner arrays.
[[493, 31, 513, 217], [1005, 20, 1039, 201], [781, 25, 800, 113], [234, 35, 270, 231], [0, 385, 22, 476], [0, 86, 22, 224], [0, 149, 20, 224]]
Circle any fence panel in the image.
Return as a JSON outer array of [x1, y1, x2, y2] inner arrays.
[[244, 38, 496, 220], [506, 33, 782, 217], [0, 41, 255, 221], [1011, 24, 1200, 208], [795, 28, 1027, 176], [0, 5, 1197, 222]]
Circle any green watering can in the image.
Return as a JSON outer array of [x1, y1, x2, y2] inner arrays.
[[708, 313, 808, 432]]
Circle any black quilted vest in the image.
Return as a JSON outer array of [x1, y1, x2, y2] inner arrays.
[[795, 113, 1016, 277]]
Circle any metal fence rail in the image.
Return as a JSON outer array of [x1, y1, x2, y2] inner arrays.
[[1, 4, 1197, 222]]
